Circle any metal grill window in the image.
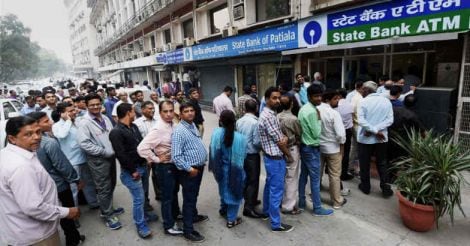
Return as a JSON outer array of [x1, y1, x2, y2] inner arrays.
[[461, 102, 470, 132], [458, 133, 470, 150], [466, 34, 470, 63], [463, 66, 470, 97]]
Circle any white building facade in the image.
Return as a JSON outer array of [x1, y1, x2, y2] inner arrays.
[[64, 0, 100, 78]]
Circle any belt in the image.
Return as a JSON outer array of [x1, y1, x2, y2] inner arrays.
[[301, 143, 320, 148], [264, 154, 283, 160]]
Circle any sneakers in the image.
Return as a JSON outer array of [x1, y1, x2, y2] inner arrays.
[[313, 207, 334, 216], [184, 230, 205, 243], [165, 225, 184, 236], [137, 226, 152, 239], [193, 214, 209, 223], [100, 207, 125, 218], [145, 212, 159, 222], [260, 213, 269, 220], [333, 198, 348, 210], [341, 188, 351, 196], [272, 223, 294, 232], [105, 216, 122, 230]]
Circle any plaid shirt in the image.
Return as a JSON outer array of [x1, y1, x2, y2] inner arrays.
[[258, 107, 283, 157], [237, 94, 254, 117]]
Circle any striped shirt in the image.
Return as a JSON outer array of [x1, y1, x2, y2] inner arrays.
[[171, 120, 207, 171], [258, 107, 283, 157]]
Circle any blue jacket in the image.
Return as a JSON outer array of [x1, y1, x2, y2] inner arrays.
[[37, 134, 79, 192]]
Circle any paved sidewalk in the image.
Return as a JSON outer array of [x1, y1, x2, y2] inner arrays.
[[71, 111, 470, 246]]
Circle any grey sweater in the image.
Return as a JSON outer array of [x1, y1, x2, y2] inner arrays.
[[77, 113, 115, 158]]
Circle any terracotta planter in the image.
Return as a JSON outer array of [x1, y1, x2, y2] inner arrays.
[[396, 191, 435, 232]]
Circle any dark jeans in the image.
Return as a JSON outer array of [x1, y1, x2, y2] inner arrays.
[[342, 128, 353, 176], [358, 143, 390, 191], [178, 166, 204, 235], [156, 163, 181, 230], [58, 189, 81, 246], [243, 153, 260, 211], [149, 164, 162, 201]]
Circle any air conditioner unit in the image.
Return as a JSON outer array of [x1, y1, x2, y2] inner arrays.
[[184, 37, 195, 47], [163, 43, 177, 51], [232, 0, 244, 6], [163, 44, 170, 52], [155, 47, 163, 53], [222, 26, 238, 38], [233, 5, 245, 20]]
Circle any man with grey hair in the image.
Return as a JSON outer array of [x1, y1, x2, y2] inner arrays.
[[357, 81, 394, 198], [312, 72, 326, 91]]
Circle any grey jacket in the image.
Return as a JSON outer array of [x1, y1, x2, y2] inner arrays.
[[77, 113, 115, 158]]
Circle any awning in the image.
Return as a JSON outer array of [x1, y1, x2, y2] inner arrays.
[[282, 32, 461, 56], [102, 69, 124, 79]]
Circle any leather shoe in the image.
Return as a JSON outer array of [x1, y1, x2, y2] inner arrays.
[[243, 209, 263, 219]]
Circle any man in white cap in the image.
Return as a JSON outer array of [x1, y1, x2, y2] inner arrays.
[[356, 81, 394, 198]]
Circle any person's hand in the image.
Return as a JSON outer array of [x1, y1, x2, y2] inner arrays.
[[189, 167, 199, 177], [158, 153, 171, 162], [132, 171, 141, 180], [376, 132, 385, 141], [77, 180, 85, 191], [410, 85, 417, 91], [364, 131, 372, 137], [67, 207, 80, 220], [61, 112, 70, 121], [278, 136, 288, 147]]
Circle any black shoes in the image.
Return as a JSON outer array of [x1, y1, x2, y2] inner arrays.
[[243, 209, 264, 219], [193, 214, 209, 223], [382, 188, 394, 198], [341, 173, 355, 181], [358, 183, 370, 195], [260, 213, 269, 220], [184, 230, 205, 243], [66, 235, 85, 246], [272, 223, 294, 233]]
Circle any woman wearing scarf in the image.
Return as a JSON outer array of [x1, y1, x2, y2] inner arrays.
[[209, 110, 247, 228]]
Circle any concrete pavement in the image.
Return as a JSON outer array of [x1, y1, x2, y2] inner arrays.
[[72, 110, 470, 246]]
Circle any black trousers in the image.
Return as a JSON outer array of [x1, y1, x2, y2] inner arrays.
[[341, 128, 353, 176], [358, 143, 390, 191], [150, 164, 162, 200], [58, 188, 81, 246], [243, 153, 261, 210]]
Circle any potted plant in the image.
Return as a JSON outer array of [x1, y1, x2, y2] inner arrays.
[[392, 129, 470, 232]]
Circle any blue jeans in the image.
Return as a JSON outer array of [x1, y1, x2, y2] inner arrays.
[[263, 156, 286, 229], [156, 163, 180, 230], [299, 145, 322, 210], [178, 166, 204, 235], [120, 166, 148, 230]]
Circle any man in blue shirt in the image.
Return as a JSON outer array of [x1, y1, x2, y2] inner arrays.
[[104, 87, 119, 125], [357, 81, 394, 198], [171, 102, 208, 243], [20, 96, 39, 115]]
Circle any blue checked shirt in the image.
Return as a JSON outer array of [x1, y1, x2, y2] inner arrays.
[[258, 107, 283, 157], [171, 120, 208, 171]]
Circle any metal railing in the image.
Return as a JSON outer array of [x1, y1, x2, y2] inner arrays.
[[94, 0, 174, 56]]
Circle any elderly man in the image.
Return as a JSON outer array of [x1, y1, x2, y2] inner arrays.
[[357, 81, 394, 197], [213, 86, 235, 117], [112, 91, 129, 122]]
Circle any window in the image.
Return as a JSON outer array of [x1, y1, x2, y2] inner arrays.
[[256, 0, 290, 22], [183, 19, 194, 39], [164, 29, 171, 44], [210, 5, 229, 34], [3, 102, 16, 120], [150, 35, 156, 49]]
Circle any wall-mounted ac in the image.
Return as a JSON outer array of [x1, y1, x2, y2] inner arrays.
[[184, 37, 195, 47], [155, 47, 163, 53], [232, 0, 244, 5], [233, 5, 245, 20], [222, 26, 238, 38], [163, 43, 177, 51]]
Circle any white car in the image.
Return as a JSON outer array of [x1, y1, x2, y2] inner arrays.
[[0, 99, 23, 150]]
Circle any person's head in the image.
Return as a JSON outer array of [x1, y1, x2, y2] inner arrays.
[[25, 96, 35, 107], [42, 92, 56, 106], [56, 102, 77, 121], [116, 103, 135, 122], [150, 91, 159, 102], [250, 84, 257, 93], [390, 85, 403, 99], [130, 93, 137, 103], [314, 72, 323, 81], [27, 112, 52, 133], [379, 75, 390, 85], [62, 96, 73, 104], [106, 87, 116, 97], [68, 87, 77, 96], [278, 83, 290, 94], [264, 86, 281, 110], [175, 91, 184, 102], [189, 88, 199, 100], [223, 86, 233, 97], [127, 80, 133, 88], [355, 80, 364, 90], [74, 96, 87, 110], [293, 82, 301, 92], [384, 80, 394, 90], [179, 102, 195, 122], [85, 93, 103, 116], [134, 90, 144, 102], [219, 110, 236, 147], [404, 94, 417, 108], [243, 85, 251, 95], [307, 84, 323, 106], [9, 90, 17, 97], [322, 89, 341, 108], [143, 80, 149, 86], [159, 100, 174, 123], [337, 88, 348, 99], [295, 73, 304, 83], [396, 78, 405, 86], [35, 95, 46, 108], [244, 99, 258, 114], [361, 81, 378, 97], [141, 101, 155, 119], [117, 91, 128, 102], [280, 94, 293, 112], [6, 116, 41, 151], [57, 88, 64, 96]]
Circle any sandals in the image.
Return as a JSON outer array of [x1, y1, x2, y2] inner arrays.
[[226, 217, 243, 228]]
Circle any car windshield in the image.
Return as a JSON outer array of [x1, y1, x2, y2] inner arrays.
[[10, 100, 23, 111]]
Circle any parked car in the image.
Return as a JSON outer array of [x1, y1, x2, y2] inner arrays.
[[0, 99, 23, 150]]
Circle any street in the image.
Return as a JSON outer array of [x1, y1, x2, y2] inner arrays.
[[71, 110, 470, 246]]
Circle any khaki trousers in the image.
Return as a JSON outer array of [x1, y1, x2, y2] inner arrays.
[[281, 145, 300, 211], [32, 231, 60, 246], [321, 152, 344, 207]]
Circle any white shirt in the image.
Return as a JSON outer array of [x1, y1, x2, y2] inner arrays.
[[317, 103, 346, 154], [41, 105, 54, 119], [212, 93, 234, 117], [336, 99, 354, 129], [0, 144, 69, 246], [112, 100, 125, 117], [134, 116, 158, 137]]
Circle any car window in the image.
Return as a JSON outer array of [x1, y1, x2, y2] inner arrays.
[[3, 102, 16, 120], [10, 100, 23, 111]]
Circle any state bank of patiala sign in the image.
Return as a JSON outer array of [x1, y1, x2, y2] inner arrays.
[[157, 0, 470, 64], [302, 0, 470, 47]]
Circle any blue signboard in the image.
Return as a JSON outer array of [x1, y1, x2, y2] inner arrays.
[[156, 49, 184, 64]]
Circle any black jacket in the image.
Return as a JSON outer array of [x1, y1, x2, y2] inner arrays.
[[109, 122, 146, 173], [189, 99, 204, 125]]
